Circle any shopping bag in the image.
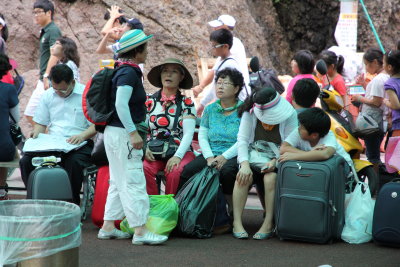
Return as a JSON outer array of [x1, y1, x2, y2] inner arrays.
[[120, 194, 179, 236], [174, 166, 220, 238], [341, 182, 375, 244], [385, 137, 400, 173]]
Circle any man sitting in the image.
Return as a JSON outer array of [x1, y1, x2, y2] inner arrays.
[[20, 64, 96, 204]]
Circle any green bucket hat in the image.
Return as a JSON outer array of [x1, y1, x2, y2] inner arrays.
[[115, 29, 153, 54], [147, 58, 193, 89]]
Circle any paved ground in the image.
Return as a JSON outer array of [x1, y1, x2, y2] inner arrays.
[[79, 209, 400, 267], [6, 157, 400, 267]]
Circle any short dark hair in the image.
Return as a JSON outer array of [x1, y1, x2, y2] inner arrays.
[[34, 0, 55, 20], [293, 50, 315, 74], [363, 48, 383, 66], [49, 64, 74, 84], [0, 53, 12, 79], [292, 78, 320, 108], [215, 68, 244, 98], [319, 50, 345, 75], [210, 29, 233, 49], [385, 50, 400, 75], [298, 107, 331, 138], [0, 13, 9, 42], [118, 42, 147, 59]]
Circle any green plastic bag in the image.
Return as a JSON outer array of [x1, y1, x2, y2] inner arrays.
[[120, 194, 179, 236]]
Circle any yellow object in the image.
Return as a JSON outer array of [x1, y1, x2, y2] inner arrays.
[[99, 59, 115, 69], [352, 159, 373, 172], [328, 114, 363, 153], [321, 88, 344, 111]]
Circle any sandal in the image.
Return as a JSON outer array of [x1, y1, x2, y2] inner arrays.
[[232, 230, 249, 239], [253, 231, 274, 240]]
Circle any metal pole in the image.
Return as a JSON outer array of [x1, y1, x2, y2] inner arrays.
[[358, 0, 385, 53]]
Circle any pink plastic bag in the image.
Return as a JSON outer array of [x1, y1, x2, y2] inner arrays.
[[385, 136, 400, 173]]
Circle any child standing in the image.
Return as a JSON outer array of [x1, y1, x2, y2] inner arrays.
[[319, 50, 347, 104], [285, 50, 315, 104], [383, 50, 400, 137], [351, 48, 390, 172]]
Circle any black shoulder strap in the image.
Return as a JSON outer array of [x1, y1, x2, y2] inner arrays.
[[216, 57, 234, 73], [171, 96, 183, 132]]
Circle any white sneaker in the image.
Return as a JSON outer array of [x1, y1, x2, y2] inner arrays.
[[132, 231, 168, 245], [97, 228, 132, 240]]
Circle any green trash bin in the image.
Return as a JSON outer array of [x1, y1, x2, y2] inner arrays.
[[0, 200, 81, 267]]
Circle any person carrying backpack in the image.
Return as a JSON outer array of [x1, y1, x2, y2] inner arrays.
[[97, 29, 167, 246]]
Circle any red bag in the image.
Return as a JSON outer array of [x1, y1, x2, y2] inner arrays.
[[91, 165, 122, 229]]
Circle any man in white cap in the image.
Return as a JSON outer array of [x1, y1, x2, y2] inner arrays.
[[193, 14, 250, 116]]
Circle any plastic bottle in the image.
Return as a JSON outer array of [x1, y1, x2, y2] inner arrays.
[[31, 156, 60, 167]]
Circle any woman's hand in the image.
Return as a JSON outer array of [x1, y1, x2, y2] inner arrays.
[[206, 156, 215, 166], [261, 158, 277, 174], [145, 148, 155, 162], [129, 131, 143, 150], [210, 155, 227, 170], [165, 156, 181, 173], [236, 162, 253, 186], [279, 152, 296, 162]]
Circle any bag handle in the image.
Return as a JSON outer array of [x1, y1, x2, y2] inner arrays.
[[9, 112, 17, 124]]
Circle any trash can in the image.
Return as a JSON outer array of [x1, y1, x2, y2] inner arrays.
[[0, 200, 81, 267]]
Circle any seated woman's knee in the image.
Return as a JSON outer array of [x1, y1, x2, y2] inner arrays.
[[263, 172, 276, 190]]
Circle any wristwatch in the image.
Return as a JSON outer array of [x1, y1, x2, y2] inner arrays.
[[43, 73, 49, 79]]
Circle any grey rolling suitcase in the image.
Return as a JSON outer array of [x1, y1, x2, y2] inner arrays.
[[275, 155, 346, 243], [27, 163, 73, 201]]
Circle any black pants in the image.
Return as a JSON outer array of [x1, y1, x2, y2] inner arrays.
[[19, 141, 94, 204], [179, 155, 238, 194]]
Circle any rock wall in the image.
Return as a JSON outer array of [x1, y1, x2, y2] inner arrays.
[[3, 0, 399, 135]]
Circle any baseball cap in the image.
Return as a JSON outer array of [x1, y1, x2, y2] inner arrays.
[[208, 15, 236, 28], [126, 18, 144, 30]]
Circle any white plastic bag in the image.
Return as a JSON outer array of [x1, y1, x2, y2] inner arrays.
[[341, 182, 375, 244]]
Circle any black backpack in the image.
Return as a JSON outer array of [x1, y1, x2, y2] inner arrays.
[[82, 64, 132, 126], [249, 69, 285, 94]]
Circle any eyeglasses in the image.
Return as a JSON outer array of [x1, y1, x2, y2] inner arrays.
[[32, 10, 46, 16], [211, 44, 225, 49], [53, 83, 73, 94], [216, 81, 234, 87]]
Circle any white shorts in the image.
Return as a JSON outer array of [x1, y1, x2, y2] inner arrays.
[[24, 80, 45, 117]]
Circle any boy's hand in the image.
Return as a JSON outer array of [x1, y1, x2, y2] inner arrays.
[[279, 152, 297, 162]]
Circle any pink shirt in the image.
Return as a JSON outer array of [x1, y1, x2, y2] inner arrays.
[[285, 74, 315, 104]]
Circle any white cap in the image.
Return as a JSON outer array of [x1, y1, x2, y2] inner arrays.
[[208, 15, 236, 28]]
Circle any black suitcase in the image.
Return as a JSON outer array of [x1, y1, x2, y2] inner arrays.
[[372, 179, 400, 246], [27, 163, 73, 201], [275, 155, 346, 243]]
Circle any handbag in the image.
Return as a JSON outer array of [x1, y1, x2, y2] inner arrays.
[[354, 112, 381, 137], [9, 113, 22, 145], [248, 140, 280, 170], [148, 97, 182, 161]]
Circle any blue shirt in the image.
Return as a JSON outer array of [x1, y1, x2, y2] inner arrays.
[[200, 102, 241, 155]]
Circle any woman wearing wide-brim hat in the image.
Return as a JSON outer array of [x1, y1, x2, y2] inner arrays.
[[98, 29, 167, 245], [144, 58, 196, 195], [233, 87, 298, 240]]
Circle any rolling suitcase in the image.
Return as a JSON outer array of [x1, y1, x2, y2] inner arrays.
[[27, 163, 73, 201], [275, 155, 346, 243], [372, 179, 400, 246], [91, 165, 121, 229]]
